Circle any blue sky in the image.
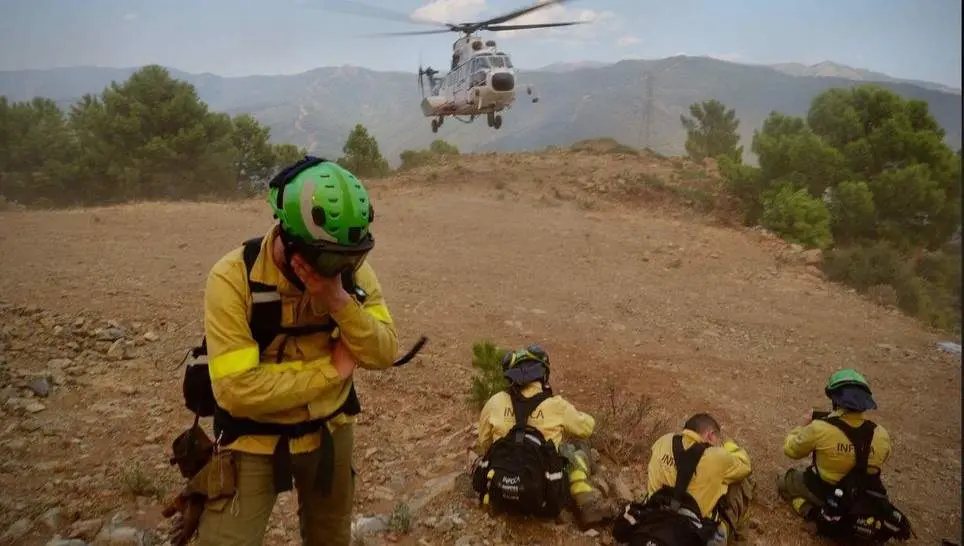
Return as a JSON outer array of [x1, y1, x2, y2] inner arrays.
[[1, 0, 961, 88]]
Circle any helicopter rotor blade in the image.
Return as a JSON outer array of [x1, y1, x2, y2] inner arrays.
[[360, 28, 456, 37], [468, 0, 582, 30], [485, 21, 587, 31], [310, 0, 451, 28]]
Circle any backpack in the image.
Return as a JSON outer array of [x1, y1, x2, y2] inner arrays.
[[612, 435, 720, 546], [812, 417, 914, 543], [471, 388, 569, 518], [178, 236, 426, 493]]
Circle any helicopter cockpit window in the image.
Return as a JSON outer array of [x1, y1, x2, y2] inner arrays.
[[497, 53, 514, 68], [475, 56, 491, 68], [488, 56, 505, 68]]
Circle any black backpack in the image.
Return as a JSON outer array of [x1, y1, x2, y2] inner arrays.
[[813, 417, 914, 543], [612, 435, 720, 546], [471, 388, 569, 518]]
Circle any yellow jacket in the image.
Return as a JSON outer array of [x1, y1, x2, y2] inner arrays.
[[476, 382, 595, 453], [203, 226, 398, 455], [783, 410, 892, 485], [647, 430, 752, 519]]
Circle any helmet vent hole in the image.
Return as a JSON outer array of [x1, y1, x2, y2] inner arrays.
[[310, 206, 326, 228], [348, 227, 362, 243]]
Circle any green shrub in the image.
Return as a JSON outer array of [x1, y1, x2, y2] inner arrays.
[[468, 340, 509, 410], [399, 139, 460, 171], [821, 242, 909, 291], [388, 501, 412, 534], [761, 185, 833, 249], [822, 243, 961, 332]]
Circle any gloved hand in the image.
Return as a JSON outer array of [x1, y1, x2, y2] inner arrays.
[[162, 491, 206, 546]]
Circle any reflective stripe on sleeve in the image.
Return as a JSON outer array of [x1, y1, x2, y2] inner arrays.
[[208, 346, 260, 381]]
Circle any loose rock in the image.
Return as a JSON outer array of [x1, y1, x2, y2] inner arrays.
[[2, 518, 32, 543], [96, 327, 126, 342], [47, 539, 88, 546], [353, 515, 389, 537], [41, 506, 63, 530], [67, 518, 103, 540], [106, 340, 127, 360], [28, 377, 52, 398]]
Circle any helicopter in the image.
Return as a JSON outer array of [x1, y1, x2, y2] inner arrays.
[[326, 0, 589, 133]]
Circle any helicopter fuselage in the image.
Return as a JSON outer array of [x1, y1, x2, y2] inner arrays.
[[419, 34, 522, 121]]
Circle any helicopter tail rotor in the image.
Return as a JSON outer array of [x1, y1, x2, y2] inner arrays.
[[417, 64, 425, 98]]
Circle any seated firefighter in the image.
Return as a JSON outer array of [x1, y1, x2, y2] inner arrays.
[[614, 413, 754, 546], [471, 345, 613, 528], [778, 368, 913, 543]]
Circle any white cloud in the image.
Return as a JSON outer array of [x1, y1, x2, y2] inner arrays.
[[122, 12, 138, 22], [708, 52, 742, 62], [617, 35, 640, 47], [410, 0, 487, 24]]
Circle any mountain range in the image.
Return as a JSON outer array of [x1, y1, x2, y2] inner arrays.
[[1, 57, 960, 166]]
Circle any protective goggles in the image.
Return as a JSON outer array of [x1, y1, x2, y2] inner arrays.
[[291, 235, 373, 278], [502, 344, 550, 370]]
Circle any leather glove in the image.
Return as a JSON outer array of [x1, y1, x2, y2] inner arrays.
[[162, 491, 205, 546]]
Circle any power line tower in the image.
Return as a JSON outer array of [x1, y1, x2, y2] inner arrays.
[[643, 72, 655, 149], [638, 72, 655, 149]]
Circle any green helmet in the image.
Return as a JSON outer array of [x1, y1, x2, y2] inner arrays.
[[267, 157, 375, 277], [825, 368, 872, 396], [502, 344, 552, 386]]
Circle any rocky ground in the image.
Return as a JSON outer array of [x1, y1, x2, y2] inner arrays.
[[0, 146, 960, 545]]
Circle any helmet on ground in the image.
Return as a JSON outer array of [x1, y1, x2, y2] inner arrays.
[[502, 344, 551, 386], [267, 156, 375, 277]]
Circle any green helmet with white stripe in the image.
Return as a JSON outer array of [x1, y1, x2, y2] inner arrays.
[[267, 158, 374, 277], [269, 160, 373, 246]]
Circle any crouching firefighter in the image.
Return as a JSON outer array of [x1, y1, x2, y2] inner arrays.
[[471, 345, 614, 529], [778, 368, 914, 543], [613, 413, 755, 546], [163, 157, 426, 546]]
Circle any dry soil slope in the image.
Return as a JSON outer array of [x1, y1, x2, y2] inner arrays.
[[0, 150, 960, 546]]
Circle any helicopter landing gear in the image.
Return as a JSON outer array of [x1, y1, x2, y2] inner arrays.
[[431, 116, 444, 133], [527, 85, 540, 104], [487, 112, 503, 130]]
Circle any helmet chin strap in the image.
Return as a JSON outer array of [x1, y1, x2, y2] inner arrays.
[[277, 227, 308, 292]]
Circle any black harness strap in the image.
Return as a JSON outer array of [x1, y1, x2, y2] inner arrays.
[[507, 388, 553, 445], [806, 416, 880, 497], [670, 434, 709, 511], [825, 417, 877, 489], [213, 236, 363, 494]]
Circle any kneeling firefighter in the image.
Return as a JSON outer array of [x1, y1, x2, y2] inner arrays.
[[777, 368, 913, 543], [163, 157, 425, 546], [472, 345, 615, 528]]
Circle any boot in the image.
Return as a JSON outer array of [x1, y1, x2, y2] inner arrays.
[[572, 490, 617, 528]]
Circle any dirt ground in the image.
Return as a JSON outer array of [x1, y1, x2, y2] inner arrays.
[[0, 148, 960, 546]]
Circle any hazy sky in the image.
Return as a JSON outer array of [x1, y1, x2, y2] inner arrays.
[[1, 0, 961, 88]]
